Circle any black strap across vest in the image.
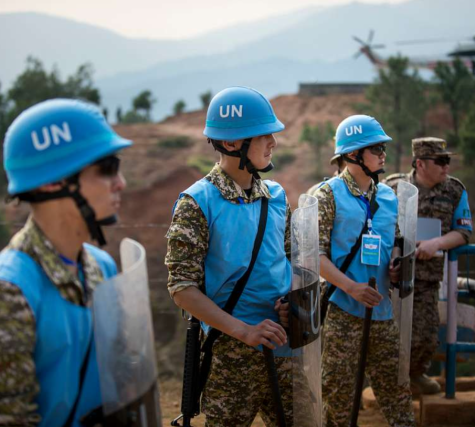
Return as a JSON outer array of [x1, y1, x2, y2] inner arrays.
[[320, 191, 380, 323], [197, 196, 269, 400], [63, 324, 93, 427]]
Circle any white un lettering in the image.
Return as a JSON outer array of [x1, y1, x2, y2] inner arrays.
[[345, 125, 363, 136], [219, 105, 243, 118], [31, 122, 72, 151]]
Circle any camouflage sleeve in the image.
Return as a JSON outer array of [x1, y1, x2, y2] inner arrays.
[[315, 183, 336, 257], [165, 195, 209, 298], [284, 198, 292, 261], [395, 222, 402, 240], [0, 281, 41, 426]]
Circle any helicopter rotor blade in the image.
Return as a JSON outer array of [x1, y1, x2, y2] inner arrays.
[[368, 29, 375, 44], [395, 37, 473, 46]]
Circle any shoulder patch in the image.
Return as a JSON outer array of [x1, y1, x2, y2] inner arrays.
[[382, 173, 408, 188], [384, 173, 408, 182], [448, 175, 466, 191]]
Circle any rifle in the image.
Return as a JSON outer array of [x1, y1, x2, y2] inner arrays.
[[171, 314, 201, 427]]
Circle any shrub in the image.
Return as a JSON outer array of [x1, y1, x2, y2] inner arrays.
[[157, 136, 192, 149], [187, 155, 215, 175]]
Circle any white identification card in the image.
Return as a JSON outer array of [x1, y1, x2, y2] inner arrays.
[[361, 234, 381, 266]]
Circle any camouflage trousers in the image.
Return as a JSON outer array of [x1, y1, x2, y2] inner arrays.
[[201, 334, 293, 427], [322, 304, 415, 427], [410, 280, 440, 376]]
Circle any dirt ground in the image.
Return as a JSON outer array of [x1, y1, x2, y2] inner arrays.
[[158, 378, 389, 427]]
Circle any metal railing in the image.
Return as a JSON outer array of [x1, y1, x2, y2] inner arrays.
[[446, 244, 475, 398]]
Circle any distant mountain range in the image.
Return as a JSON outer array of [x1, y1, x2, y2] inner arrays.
[[1, 0, 473, 121]]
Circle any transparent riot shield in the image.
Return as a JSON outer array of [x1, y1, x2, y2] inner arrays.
[[92, 238, 162, 426], [289, 194, 322, 427], [391, 181, 418, 385]]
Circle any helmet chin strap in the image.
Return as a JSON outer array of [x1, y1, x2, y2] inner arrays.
[[15, 174, 110, 246], [343, 149, 385, 185], [209, 138, 274, 180]]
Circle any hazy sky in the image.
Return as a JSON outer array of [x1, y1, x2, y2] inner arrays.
[[0, 0, 410, 40]]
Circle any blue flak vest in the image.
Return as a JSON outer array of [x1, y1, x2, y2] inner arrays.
[[0, 243, 117, 427], [179, 178, 292, 356], [327, 177, 398, 320]]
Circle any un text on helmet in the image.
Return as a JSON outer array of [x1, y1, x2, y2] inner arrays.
[[31, 122, 73, 151], [219, 105, 243, 118], [345, 125, 363, 137]]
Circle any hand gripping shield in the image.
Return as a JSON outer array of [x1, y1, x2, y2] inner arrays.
[[391, 181, 418, 385], [289, 194, 322, 427], [92, 238, 162, 426]]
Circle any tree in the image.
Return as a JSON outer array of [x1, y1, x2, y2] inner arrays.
[[173, 99, 186, 116], [4, 57, 102, 138], [300, 121, 335, 177], [132, 90, 156, 120], [121, 110, 148, 124], [63, 63, 101, 105], [459, 102, 475, 165], [116, 106, 123, 123], [0, 82, 9, 143], [7, 57, 64, 120], [363, 56, 427, 172], [200, 91, 212, 109], [102, 107, 109, 122], [433, 58, 475, 143]]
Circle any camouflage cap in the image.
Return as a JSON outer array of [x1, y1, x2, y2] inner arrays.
[[412, 137, 455, 158], [330, 154, 340, 165]]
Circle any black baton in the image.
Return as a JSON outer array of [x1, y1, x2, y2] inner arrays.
[[263, 346, 287, 427], [350, 276, 376, 427]]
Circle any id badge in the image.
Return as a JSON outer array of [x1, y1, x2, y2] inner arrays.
[[361, 234, 381, 266]]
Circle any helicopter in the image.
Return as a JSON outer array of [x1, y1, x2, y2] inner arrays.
[[353, 30, 475, 75]]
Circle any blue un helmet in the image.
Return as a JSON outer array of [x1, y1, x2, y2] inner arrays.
[[203, 86, 284, 178], [4, 99, 132, 245], [332, 114, 392, 183]]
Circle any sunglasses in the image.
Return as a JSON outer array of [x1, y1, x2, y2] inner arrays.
[[94, 155, 121, 176], [367, 144, 387, 156], [421, 156, 451, 167]]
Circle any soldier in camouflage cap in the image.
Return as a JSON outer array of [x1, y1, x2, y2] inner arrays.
[[165, 87, 294, 426], [412, 136, 454, 158], [385, 136, 472, 395]]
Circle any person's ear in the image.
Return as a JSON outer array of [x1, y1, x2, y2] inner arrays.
[[222, 140, 242, 152]]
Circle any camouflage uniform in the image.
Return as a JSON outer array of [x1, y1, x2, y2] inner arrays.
[[0, 217, 104, 426], [165, 164, 292, 427], [202, 334, 292, 427], [384, 137, 472, 377], [309, 169, 415, 427], [323, 304, 414, 427]]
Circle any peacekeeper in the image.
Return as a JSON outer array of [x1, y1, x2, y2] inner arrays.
[[308, 115, 415, 427], [165, 86, 292, 426], [385, 137, 472, 394], [0, 99, 131, 426]]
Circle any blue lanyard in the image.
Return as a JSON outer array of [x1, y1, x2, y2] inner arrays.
[[359, 195, 373, 233]]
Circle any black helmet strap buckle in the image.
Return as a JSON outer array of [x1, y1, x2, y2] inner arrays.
[[66, 176, 107, 247], [343, 149, 385, 185], [209, 137, 274, 180], [14, 174, 108, 246]]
